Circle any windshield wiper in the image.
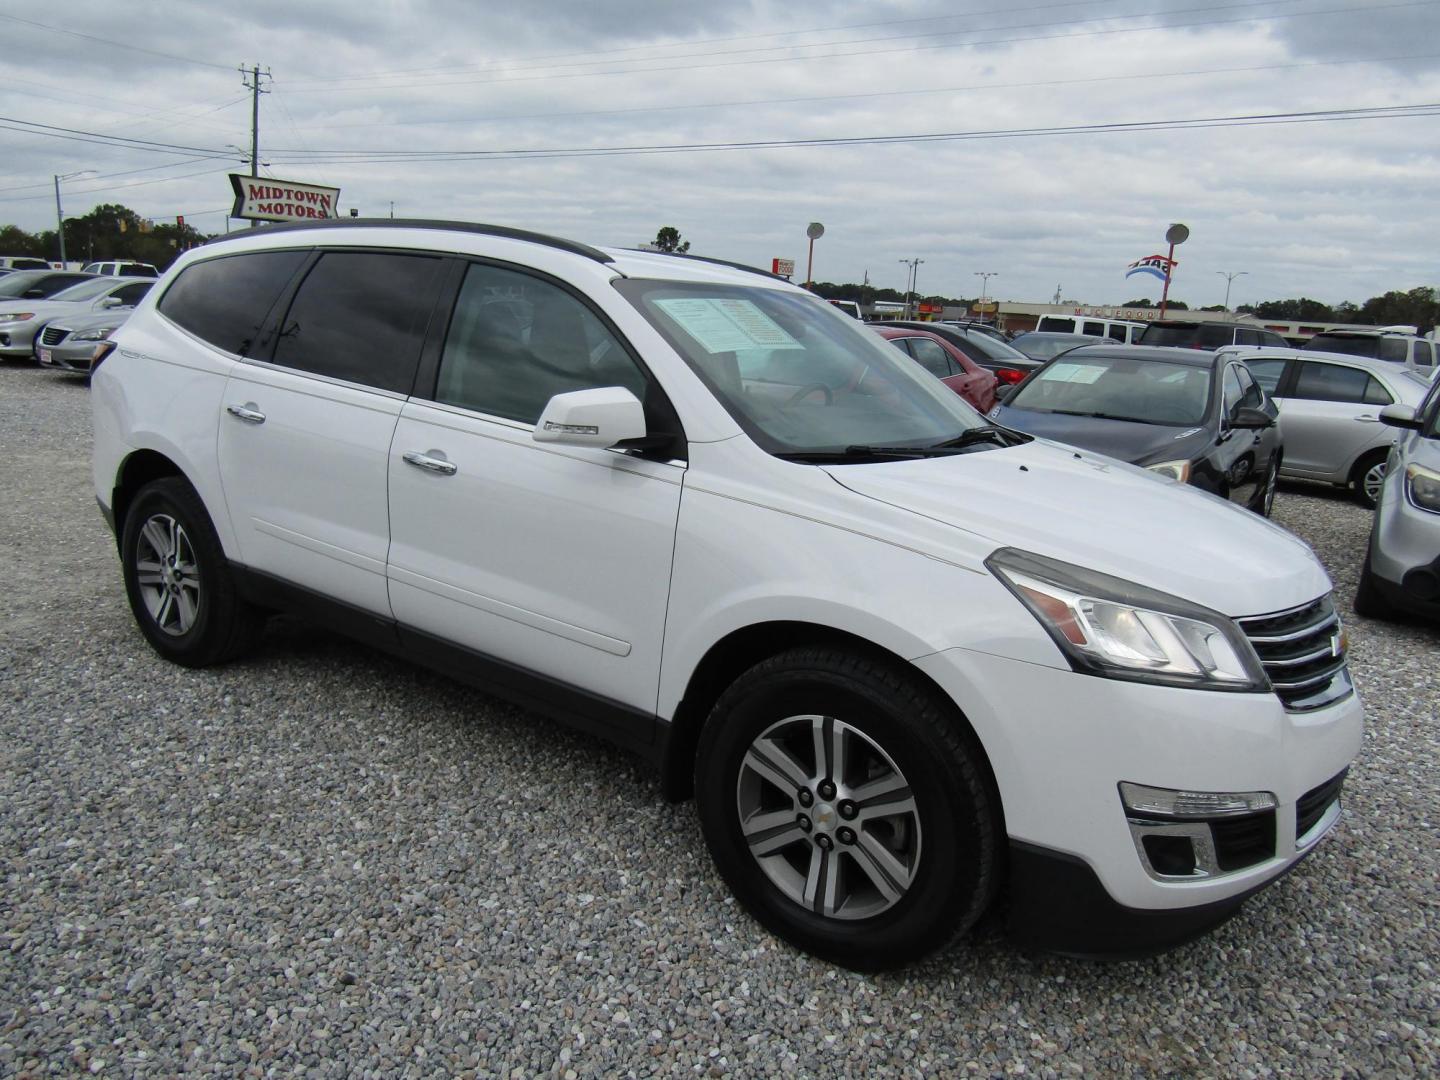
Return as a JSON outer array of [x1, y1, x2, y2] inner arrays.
[[930, 425, 1029, 449], [1045, 409, 1174, 426], [775, 444, 969, 463]]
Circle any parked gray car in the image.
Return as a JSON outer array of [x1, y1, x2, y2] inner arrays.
[[36, 310, 132, 374], [1234, 348, 1432, 508], [0, 276, 152, 360], [1356, 377, 1440, 620]]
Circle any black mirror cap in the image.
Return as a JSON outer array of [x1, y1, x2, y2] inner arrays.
[[1231, 406, 1275, 430], [1379, 406, 1422, 431]]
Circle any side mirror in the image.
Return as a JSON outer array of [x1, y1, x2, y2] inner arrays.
[[22, 288, 45, 298], [1379, 403, 1421, 430], [1230, 406, 1275, 430], [99, 296, 125, 309], [533, 386, 646, 449]]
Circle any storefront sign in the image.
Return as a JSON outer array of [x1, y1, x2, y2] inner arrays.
[[772, 258, 795, 277], [230, 174, 341, 223]]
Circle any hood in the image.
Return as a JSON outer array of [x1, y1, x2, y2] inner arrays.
[[47, 310, 132, 334], [991, 406, 1206, 465], [823, 440, 1328, 618], [0, 298, 79, 319]]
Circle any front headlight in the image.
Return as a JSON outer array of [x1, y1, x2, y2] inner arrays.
[[1146, 459, 1192, 483], [1406, 462, 1440, 513], [987, 548, 1268, 692], [0, 312, 35, 324], [70, 327, 116, 342]]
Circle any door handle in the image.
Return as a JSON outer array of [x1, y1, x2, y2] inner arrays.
[[1354, 414, 1380, 423], [225, 403, 266, 424], [403, 450, 458, 476]]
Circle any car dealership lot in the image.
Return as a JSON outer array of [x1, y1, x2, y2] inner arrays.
[[1, 365, 1435, 1076]]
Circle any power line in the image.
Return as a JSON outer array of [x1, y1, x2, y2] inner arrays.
[[0, 164, 243, 205], [0, 116, 234, 157], [276, 51, 1440, 133], [250, 103, 1440, 166], [0, 13, 234, 70], [0, 156, 222, 196], [277, 0, 1424, 93]]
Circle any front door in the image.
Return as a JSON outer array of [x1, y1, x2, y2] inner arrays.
[[386, 260, 684, 719]]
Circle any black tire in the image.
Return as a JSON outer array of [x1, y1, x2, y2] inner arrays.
[[1350, 450, 1388, 510], [694, 647, 1001, 971], [1253, 455, 1280, 517], [120, 477, 263, 667], [1353, 552, 1395, 619]]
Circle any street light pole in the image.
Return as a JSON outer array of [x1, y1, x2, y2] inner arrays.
[[973, 271, 997, 316], [1216, 270, 1249, 311], [898, 257, 924, 319]]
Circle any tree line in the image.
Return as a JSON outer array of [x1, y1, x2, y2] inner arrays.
[[2, 203, 209, 270]]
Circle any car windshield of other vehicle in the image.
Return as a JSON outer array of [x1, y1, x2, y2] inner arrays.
[[1015, 335, 1090, 360], [1007, 354, 1213, 426], [49, 278, 123, 302], [1304, 334, 1380, 357], [0, 272, 60, 298], [954, 330, 1030, 363], [617, 280, 991, 454]]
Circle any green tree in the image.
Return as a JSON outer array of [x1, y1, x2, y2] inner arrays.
[[1359, 286, 1439, 333], [0, 224, 46, 258], [1122, 298, 1154, 307], [653, 226, 690, 254]]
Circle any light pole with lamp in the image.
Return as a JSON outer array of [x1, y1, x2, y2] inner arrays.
[[53, 170, 95, 267], [973, 271, 997, 320], [1216, 270, 1248, 311], [899, 257, 924, 318]]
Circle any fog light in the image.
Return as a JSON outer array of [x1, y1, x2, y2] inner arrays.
[[1142, 834, 1197, 877], [1120, 782, 1276, 819]]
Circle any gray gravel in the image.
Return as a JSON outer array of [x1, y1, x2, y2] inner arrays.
[[2, 363, 1437, 1077]]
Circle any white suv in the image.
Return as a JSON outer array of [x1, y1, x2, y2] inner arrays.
[[92, 220, 1362, 969]]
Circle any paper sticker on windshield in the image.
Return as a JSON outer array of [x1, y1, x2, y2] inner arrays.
[[1045, 362, 1105, 385], [655, 298, 803, 353]]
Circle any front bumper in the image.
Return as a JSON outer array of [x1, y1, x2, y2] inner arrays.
[[1370, 465, 1440, 618], [38, 338, 104, 372], [0, 322, 41, 358], [912, 644, 1362, 952]]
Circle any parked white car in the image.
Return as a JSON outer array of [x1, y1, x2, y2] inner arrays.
[[92, 220, 1362, 968], [1235, 349, 1433, 507], [1034, 314, 1147, 343]]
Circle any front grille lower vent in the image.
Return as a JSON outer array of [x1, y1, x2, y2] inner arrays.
[[1238, 595, 1352, 711], [1296, 769, 1347, 842], [40, 326, 69, 347]]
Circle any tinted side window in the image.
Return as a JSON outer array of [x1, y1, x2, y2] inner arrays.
[[1245, 357, 1288, 394], [1105, 323, 1126, 342], [1363, 378, 1393, 406], [159, 251, 308, 356], [272, 251, 444, 393], [907, 337, 953, 378], [1292, 361, 1374, 405], [1223, 365, 1245, 414], [1197, 325, 1234, 348], [1236, 329, 1261, 346], [1233, 364, 1263, 409], [1036, 316, 1071, 333], [1417, 341, 1435, 369], [1082, 321, 1105, 337], [435, 262, 648, 424], [1261, 331, 1287, 347], [113, 282, 152, 306], [1378, 337, 1409, 363]]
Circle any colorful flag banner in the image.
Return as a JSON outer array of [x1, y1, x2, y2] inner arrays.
[[1125, 254, 1177, 282]]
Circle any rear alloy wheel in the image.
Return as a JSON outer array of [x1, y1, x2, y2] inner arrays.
[[1352, 451, 1388, 510], [120, 478, 263, 667], [695, 648, 1000, 971]]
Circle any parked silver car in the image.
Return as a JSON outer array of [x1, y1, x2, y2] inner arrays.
[[1355, 378, 1440, 620], [1235, 349, 1432, 507], [36, 310, 131, 374], [0, 276, 152, 360]]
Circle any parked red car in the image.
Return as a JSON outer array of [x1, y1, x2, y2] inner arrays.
[[873, 326, 999, 412]]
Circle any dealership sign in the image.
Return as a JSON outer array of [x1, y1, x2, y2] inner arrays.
[[772, 258, 795, 277], [230, 174, 341, 223]]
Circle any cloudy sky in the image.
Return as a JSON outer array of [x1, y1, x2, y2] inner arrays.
[[2, 0, 1437, 307]]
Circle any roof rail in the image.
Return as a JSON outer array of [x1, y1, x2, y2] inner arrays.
[[203, 218, 614, 264], [624, 248, 790, 282]]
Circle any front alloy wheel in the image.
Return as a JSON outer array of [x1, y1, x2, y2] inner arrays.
[[737, 714, 922, 921]]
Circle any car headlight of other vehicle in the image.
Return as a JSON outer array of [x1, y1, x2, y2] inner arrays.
[[1145, 459, 1191, 483], [0, 312, 35, 324], [70, 327, 116, 342], [1405, 462, 1440, 513], [987, 548, 1268, 692]]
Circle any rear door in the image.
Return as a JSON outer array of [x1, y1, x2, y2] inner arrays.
[[1275, 359, 1393, 480], [217, 248, 448, 616]]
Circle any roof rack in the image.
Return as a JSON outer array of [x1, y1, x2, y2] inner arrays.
[[623, 248, 790, 282], [203, 218, 614, 265]]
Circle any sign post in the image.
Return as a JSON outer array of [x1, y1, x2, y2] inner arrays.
[[1159, 223, 1189, 319], [805, 222, 824, 288], [771, 257, 795, 279], [230, 174, 341, 224]]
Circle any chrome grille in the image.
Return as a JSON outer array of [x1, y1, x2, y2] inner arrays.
[[40, 326, 69, 347], [1238, 595, 1352, 711]]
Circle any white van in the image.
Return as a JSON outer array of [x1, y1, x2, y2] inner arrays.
[[1035, 314, 1146, 343]]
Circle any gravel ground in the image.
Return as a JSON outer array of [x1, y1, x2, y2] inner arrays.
[[1, 363, 1436, 1078]]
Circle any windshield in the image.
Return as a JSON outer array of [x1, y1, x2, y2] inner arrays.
[[1007, 353, 1213, 426], [0, 272, 53, 297], [1304, 334, 1380, 357], [1014, 335, 1089, 360], [49, 278, 120, 302], [616, 280, 990, 454], [955, 330, 1029, 362]]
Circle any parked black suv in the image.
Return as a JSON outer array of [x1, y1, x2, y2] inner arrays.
[[1139, 320, 1287, 350]]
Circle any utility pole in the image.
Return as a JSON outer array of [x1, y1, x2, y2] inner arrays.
[[898, 257, 924, 319], [240, 64, 270, 228], [52, 170, 93, 266], [973, 271, 998, 317], [1216, 270, 1249, 311]]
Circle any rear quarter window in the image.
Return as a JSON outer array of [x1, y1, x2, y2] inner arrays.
[[157, 250, 309, 356]]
